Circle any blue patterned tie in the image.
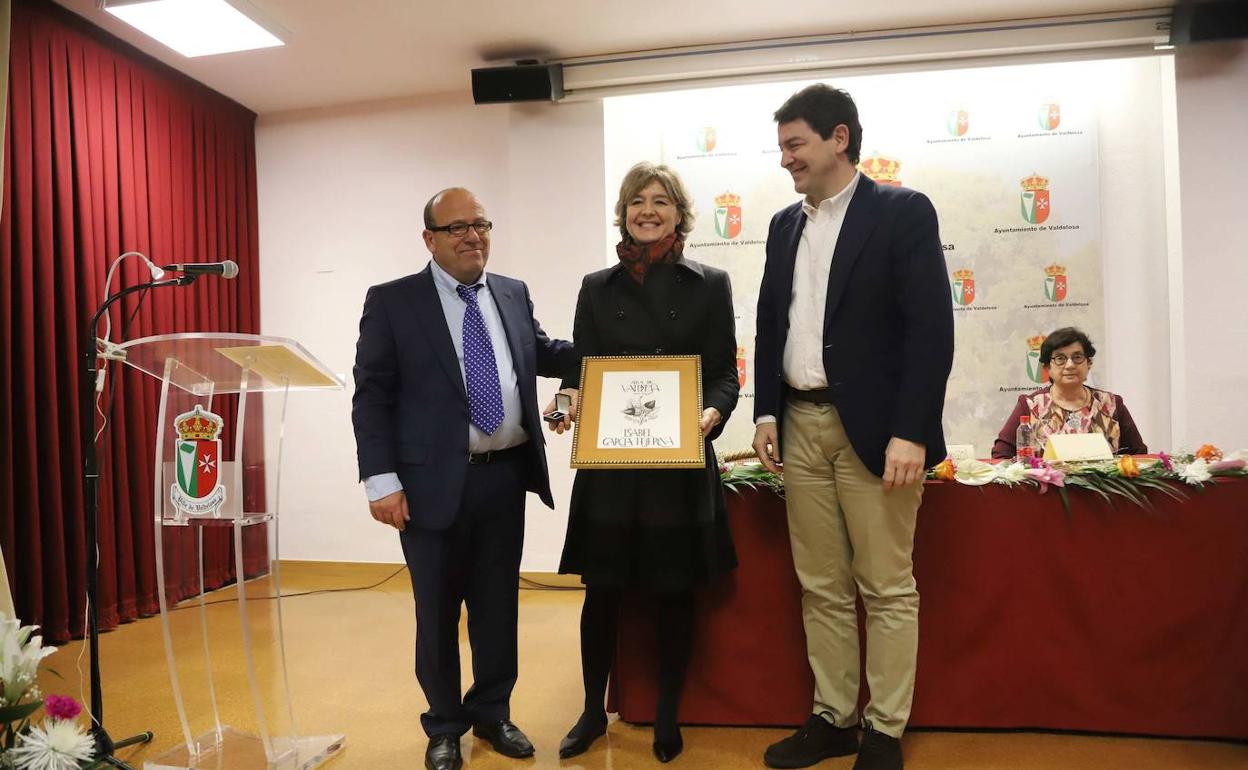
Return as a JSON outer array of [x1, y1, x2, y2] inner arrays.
[[455, 284, 504, 435]]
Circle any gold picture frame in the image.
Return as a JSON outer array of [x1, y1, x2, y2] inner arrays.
[[570, 355, 704, 469]]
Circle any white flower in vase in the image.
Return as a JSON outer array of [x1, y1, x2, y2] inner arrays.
[[9, 719, 96, 770], [1179, 459, 1212, 485], [993, 462, 1029, 484], [0, 613, 58, 705]]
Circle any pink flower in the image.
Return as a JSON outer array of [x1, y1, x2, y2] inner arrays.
[[1158, 451, 1174, 472], [1024, 466, 1066, 493], [44, 694, 82, 721], [1209, 459, 1246, 473], [1025, 455, 1048, 470]]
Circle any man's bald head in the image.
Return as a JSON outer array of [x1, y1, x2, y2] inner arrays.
[[423, 187, 476, 229]]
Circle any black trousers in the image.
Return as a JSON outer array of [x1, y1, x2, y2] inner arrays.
[[399, 455, 526, 737]]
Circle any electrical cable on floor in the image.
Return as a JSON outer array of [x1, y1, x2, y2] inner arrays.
[[519, 575, 584, 591], [166, 564, 409, 612]]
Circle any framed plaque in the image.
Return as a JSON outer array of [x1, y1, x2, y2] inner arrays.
[[570, 355, 704, 469]]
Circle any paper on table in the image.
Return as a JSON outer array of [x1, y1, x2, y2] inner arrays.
[[1044, 432, 1113, 462]]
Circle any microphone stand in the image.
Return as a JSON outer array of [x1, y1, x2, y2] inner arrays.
[[81, 274, 195, 768]]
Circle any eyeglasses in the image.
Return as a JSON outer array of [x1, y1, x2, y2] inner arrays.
[[1050, 353, 1088, 366], [428, 220, 493, 237]]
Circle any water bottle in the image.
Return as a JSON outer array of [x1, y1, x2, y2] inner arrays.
[[1016, 414, 1035, 461]]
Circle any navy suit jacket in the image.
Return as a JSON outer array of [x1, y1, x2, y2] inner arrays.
[[753, 177, 955, 477], [352, 265, 573, 530]]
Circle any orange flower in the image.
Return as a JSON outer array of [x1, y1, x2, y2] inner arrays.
[[932, 458, 956, 481], [1116, 454, 1140, 478], [1195, 444, 1223, 462]]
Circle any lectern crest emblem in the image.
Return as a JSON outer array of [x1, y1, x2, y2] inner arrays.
[[170, 404, 228, 517]]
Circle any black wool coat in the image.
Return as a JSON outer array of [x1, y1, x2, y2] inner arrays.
[[558, 257, 740, 589]]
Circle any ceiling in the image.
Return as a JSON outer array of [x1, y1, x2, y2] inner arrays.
[[53, 0, 1167, 115]]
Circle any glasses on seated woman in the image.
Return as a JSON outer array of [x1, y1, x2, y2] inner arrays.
[[1049, 352, 1087, 366]]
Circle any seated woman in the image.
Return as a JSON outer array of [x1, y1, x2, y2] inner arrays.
[[992, 326, 1147, 459]]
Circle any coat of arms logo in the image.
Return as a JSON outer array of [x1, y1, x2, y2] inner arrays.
[[697, 126, 717, 153], [1026, 335, 1050, 385], [858, 154, 902, 187], [1021, 173, 1051, 225], [952, 269, 976, 306], [1044, 264, 1068, 302], [1038, 103, 1061, 131], [170, 404, 228, 517], [947, 109, 969, 137], [714, 192, 742, 239]]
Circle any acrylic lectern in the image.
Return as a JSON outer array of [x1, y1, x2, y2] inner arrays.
[[116, 333, 345, 770]]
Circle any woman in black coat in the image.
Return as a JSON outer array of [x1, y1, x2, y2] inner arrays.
[[546, 162, 739, 762]]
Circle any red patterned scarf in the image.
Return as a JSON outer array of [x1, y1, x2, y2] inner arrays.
[[616, 233, 683, 284]]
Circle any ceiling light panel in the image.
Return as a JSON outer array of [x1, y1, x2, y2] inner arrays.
[[104, 0, 285, 58]]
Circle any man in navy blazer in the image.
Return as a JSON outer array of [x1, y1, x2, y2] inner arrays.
[[352, 188, 574, 770], [752, 86, 954, 770]]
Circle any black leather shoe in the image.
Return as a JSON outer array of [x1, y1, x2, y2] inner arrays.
[[558, 712, 608, 759], [851, 724, 902, 770], [425, 734, 462, 770], [763, 713, 859, 769], [472, 719, 534, 758]]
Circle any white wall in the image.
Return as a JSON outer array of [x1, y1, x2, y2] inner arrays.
[[258, 47, 1247, 569], [256, 93, 603, 568], [1174, 41, 1248, 450], [1096, 56, 1173, 451]]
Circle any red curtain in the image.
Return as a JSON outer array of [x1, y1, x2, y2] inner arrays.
[[1, 0, 267, 644]]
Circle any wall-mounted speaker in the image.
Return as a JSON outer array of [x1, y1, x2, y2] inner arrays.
[[1170, 1, 1248, 45], [471, 63, 564, 104]]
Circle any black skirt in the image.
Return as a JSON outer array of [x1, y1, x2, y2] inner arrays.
[[559, 446, 737, 592]]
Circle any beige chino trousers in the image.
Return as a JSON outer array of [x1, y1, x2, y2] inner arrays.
[[782, 398, 922, 738]]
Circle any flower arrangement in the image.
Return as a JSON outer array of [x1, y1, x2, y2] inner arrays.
[[717, 446, 1248, 512], [719, 460, 786, 498], [1, 613, 99, 770], [926, 445, 1248, 512]]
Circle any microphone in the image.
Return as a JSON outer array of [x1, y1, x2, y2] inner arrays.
[[162, 260, 240, 279]]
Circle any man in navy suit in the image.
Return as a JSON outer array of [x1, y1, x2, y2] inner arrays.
[[752, 86, 954, 770], [352, 188, 574, 770]]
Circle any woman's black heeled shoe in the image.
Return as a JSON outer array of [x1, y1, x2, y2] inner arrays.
[[559, 713, 608, 759], [652, 736, 683, 762], [652, 726, 683, 763]]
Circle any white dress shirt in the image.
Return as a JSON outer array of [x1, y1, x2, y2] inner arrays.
[[758, 172, 861, 426], [364, 259, 527, 502]]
